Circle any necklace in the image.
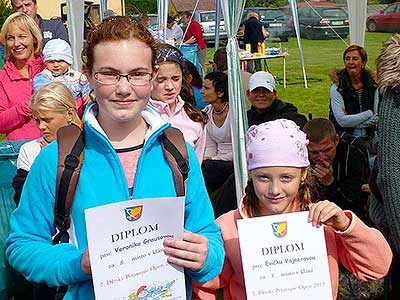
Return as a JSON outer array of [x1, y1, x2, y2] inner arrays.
[[213, 103, 228, 115]]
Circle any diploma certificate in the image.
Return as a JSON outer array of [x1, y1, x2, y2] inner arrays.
[[85, 197, 186, 300], [237, 211, 332, 300]]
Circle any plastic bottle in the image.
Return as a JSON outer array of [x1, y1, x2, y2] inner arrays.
[[261, 42, 265, 55], [257, 42, 262, 54], [245, 43, 251, 53]]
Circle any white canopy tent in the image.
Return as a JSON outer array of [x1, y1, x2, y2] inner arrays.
[[220, 0, 248, 200], [66, 0, 84, 70], [347, 0, 368, 47]]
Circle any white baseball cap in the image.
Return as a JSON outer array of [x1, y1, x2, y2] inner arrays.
[[248, 71, 276, 92]]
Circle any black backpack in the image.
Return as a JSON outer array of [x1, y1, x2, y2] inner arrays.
[[34, 124, 189, 300]]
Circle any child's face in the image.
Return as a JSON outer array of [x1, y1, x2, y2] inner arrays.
[[46, 60, 69, 75], [34, 109, 72, 142], [86, 39, 153, 127], [250, 166, 306, 216], [151, 62, 182, 108]]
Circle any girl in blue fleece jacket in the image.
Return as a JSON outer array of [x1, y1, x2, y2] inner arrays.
[[6, 16, 224, 300]]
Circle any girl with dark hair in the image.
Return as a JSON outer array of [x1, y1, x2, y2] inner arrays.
[[193, 119, 392, 300], [150, 43, 208, 163], [201, 71, 232, 194]]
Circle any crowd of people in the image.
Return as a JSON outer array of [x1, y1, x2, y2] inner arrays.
[[0, 4, 399, 300]]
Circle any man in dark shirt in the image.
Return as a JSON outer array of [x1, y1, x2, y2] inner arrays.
[[247, 71, 307, 128], [303, 118, 369, 221], [241, 11, 267, 72], [12, 0, 69, 47]]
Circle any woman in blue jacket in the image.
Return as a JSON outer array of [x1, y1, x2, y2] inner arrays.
[[6, 16, 224, 300]]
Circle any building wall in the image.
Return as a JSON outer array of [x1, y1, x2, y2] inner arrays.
[[36, 0, 125, 19]]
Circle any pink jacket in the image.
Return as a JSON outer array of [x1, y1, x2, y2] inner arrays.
[[149, 97, 206, 163], [0, 56, 45, 140], [193, 206, 392, 300]]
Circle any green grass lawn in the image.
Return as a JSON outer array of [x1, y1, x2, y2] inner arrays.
[[207, 32, 394, 119]]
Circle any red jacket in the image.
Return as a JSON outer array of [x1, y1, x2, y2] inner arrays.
[[0, 56, 45, 140], [184, 20, 207, 50]]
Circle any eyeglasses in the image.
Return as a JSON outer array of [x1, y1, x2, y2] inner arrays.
[[93, 71, 152, 86]]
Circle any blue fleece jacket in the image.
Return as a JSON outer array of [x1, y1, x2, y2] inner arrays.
[[6, 102, 224, 300]]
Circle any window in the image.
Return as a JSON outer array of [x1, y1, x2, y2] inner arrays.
[[321, 8, 347, 18], [384, 5, 397, 14]]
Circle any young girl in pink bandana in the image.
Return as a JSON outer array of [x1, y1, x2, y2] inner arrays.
[[193, 119, 392, 300]]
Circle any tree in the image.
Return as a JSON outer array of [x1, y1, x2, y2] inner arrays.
[[125, 0, 157, 15], [0, 0, 12, 29], [245, 0, 286, 7]]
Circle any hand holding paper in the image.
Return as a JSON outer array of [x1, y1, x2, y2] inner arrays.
[[81, 247, 91, 275], [308, 200, 351, 231], [164, 231, 208, 271]]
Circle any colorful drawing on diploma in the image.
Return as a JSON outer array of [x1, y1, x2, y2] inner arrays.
[[125, 206, 143, 222], [271, 221, 287, 238], [128, 279, 177, 300]]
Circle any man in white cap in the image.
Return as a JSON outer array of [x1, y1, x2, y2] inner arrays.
[[246, 71, 306, 128], [11, 0, 69, 47]]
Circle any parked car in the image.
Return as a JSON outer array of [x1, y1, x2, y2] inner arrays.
[[297, 6, 349, 40], [130, 13, 159, 31], [242, 7, 293, 42], [180, 10, 227, 46], [194, 10, 227, 45], [366, 2, 400, 32]]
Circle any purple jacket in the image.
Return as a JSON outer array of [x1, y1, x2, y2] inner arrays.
[[0, 56, 45, 140]]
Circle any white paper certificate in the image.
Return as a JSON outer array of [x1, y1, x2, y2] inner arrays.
[[237, 211, 332, 300], [85, 197, 186, 300]]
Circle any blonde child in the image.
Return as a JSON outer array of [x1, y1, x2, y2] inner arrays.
[[193, 119, 392, 300], [12, 82, 81, 205]]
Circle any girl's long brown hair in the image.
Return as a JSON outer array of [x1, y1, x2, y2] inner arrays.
[[180, 77, 208, 125]]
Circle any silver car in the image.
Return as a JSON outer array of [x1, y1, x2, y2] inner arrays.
[[181, 10, 227, 45]]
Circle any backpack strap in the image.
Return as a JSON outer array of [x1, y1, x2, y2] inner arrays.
[[160, 127, 189, 197], [54, 124, 84, 244]]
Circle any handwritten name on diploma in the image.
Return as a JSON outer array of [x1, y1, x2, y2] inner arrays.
[[237, 211, 332, 300], [85, 197, 186, 300]]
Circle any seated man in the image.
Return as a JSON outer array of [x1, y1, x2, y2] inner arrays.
[[303, 118, 370, 222], [246, 71, 307, 128], [210, 72, 307, 218]]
